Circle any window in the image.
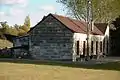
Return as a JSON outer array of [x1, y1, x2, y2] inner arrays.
[[91, 41, 93, 53], [107, 41, 109, 53], [96, 41, 98, 55], [76, 41, 79, 55], [100, 41, 102, 52], [83, 41, 86, 56]]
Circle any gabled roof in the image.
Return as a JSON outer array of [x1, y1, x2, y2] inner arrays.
[[52, 14, 85, 33], [51, 14, 107, 35], [94, 23, 108, 34], [29, 13, 108, 35]]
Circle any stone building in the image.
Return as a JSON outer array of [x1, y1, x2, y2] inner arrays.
[[13, 13, 109, 61], [12, 35, 29, 58]]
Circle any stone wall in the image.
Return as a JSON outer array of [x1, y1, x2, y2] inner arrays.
[[13, 36, 29, 47], [13, 36, 29, 56], [29, 15, 74, 60]]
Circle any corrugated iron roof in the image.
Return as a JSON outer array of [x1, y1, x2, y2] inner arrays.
[[28, 13, 108, 35], [52, 14, 107, 35], [52, 14, 86, 33]]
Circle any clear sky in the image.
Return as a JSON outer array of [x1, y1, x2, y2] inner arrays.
[[0, 0, 66, 26]]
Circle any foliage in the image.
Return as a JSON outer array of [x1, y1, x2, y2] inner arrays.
[[58, 0, 120, 23], [10, 27, 19, 36], [0, 21, 10, 34], [23, 15, 30, 31], [110, 16, 120, 56], [112, 16, 120, 29], [18, 28, 27, 36], [0, 15, 31, 36], [24, 15, 31, 28], [20, 24, 30, 32]]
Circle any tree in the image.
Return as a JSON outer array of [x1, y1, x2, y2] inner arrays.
[[13, 24, 27, 36], [20, 24, 30, 32], [58, 0, 120, 23], [0, 15, 31, 36], [0, 21, 10, 34], [9, 27, 19, 36], [14, 24, 20, 30], [112, 16, 120, 29], [110, 16, 120, 56], [22, 15, 31, 32], [18, 29, 26, 36]]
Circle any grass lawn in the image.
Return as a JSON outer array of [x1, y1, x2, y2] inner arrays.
[[0, 59, 120, 80]]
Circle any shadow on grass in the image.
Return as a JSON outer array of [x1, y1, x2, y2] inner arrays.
[[0, 59, 120, 71]]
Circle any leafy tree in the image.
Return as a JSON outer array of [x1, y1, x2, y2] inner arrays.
[[0, 22, 20, 36], [110, 16, 120, 56], [0, 15, 31, 36], [18, 29, 26, 36], [14, 24, 20, 30], [9, 28, 18, 36], [58, 0, 120, 23], [24, 15, 31, 28], [0, 21, 10, 34], [22, 15, 31, 32], [20, 25, 29, 32], [112, 16, 120, 29]]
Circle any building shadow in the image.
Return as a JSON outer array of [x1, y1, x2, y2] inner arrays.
[[0, 59, 120, 71]]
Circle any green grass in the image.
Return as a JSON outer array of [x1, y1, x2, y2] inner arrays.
[[0, 59, 120, 80]]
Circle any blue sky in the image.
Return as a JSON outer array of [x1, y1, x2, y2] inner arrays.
[[0, 0, 67, 26]]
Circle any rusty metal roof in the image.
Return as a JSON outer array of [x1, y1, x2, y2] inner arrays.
[[51, 14, 107, 35], [28, 13, 108, 35]]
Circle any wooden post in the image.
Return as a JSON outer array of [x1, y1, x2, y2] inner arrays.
[[86, 0, 92, 60]]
